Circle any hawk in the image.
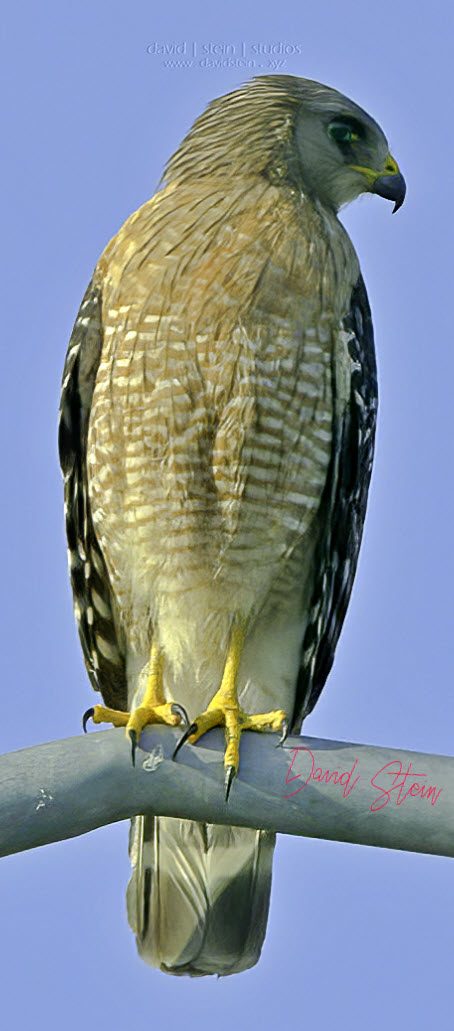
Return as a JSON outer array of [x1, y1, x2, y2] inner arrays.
[[59, 75, 405, 977]]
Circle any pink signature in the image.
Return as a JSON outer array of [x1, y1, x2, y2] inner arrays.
[[283, 747, 443, 811]]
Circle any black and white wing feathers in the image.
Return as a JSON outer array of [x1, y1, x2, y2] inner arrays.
[[292, 274, 378, 730], [58, 275, 127, 711]]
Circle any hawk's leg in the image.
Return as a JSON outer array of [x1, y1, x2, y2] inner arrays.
[[173, 620, 287, 799], [83, 642, 188, 764]]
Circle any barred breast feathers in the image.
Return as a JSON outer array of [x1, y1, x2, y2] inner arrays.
[[87, 75, 361, 703]]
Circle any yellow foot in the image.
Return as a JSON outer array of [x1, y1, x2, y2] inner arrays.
[[82, 700, 188, 764], [173, 704, 287, 798], [82, 643, 188, 765], [172, 621, 288, 800]]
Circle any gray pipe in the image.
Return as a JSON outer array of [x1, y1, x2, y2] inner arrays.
[[0, 726, 452, 858]]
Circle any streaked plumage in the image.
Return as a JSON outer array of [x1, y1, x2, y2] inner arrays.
[[59, 75, 404, 976]]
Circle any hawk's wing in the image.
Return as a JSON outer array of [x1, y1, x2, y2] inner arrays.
[[292, 274, 378, 730], [58, 275, 127, 710]]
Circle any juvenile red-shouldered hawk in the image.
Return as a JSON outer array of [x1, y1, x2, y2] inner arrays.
[[59, 75, 405, 977]]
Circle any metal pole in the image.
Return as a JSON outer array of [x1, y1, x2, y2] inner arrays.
[[0, 726, 452, 858]]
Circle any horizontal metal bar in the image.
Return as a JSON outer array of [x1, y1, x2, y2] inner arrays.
[[0, 726, 452, 858]]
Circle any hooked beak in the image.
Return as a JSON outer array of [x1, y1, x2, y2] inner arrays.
[[371, 171, 406, 213], [350, 153, 406, 213]]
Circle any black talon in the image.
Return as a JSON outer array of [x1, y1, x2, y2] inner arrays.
[[171, 703, 190, 728], [225, 765, 236, 802], [82, 708, 94, 734], [129, 729, 137, 767], [276, 718, 289, 748], [172, 722, 197, 761]]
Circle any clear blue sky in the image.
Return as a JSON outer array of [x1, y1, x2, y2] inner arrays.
[[2, 2, 453, 1028]]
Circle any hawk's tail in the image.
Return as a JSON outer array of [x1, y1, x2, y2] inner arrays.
[[126, 815, 276, 977]]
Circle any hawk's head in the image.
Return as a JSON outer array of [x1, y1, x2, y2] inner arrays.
[[164, 74, 406, 214], [292, 77, 406, 213]]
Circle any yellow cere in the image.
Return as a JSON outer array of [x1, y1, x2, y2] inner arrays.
[[350, 152, 401, 184]]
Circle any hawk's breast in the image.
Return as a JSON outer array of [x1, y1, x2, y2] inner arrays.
[[87, 181, 358, 711]]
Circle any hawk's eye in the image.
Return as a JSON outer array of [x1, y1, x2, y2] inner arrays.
[[327, 120, 360, 145]]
